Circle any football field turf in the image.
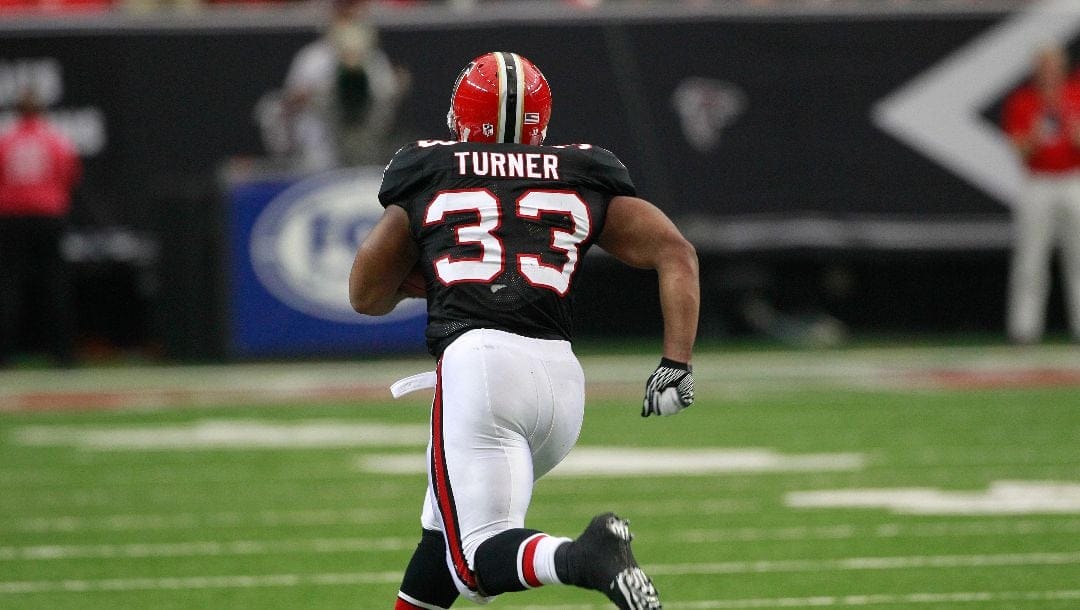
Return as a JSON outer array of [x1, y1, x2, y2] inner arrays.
[[1, 344, 1079, 608]]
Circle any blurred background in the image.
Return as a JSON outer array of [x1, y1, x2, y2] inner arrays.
[[4, 3, 1080, 607], [0, 0, 1076, 366]]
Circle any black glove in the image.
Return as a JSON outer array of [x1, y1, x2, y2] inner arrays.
[[642, 358, 694, 417]]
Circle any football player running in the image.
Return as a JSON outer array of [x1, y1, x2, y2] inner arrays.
[[350, 52, 698, 610]]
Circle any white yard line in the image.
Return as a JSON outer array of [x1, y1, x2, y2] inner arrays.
[[1, 552, 1078, 593], [12, 420, 428, 450], [360, 448, 866, 477], [675, 518, 1080, 543], [5, 497, 757, 533], [0, 536, 415, 561], [500, 589, 1080, 609], [7, 519, 1075, 561], [649, 551, 1080, 576], [6, 507, 404, 533], [0, 571, 404, 594], [662, 590, 1080, 609], [787, 481, 1080, 515], [3, 519, 1074, 561]]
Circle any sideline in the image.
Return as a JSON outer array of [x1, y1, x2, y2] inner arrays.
[[3, 344, 1080, 411]]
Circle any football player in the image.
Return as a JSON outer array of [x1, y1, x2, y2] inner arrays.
[[350, 52, 698, 610]]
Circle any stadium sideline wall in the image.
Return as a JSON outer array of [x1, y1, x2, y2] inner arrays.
[[0, 1, 1065, 358]]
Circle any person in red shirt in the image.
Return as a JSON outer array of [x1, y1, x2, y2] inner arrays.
[[0, 88, 82, 366], [1001, 44, 1080, 344]]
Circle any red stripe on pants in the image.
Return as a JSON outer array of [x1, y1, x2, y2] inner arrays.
[[430, 360, 478, 591]]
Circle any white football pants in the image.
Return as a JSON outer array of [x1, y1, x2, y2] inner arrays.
[[1008, 172, 1080, 342], [419, 328, 585, 602]]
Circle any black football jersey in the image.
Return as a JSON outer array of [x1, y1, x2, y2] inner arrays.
[[379, 140, 636, 356]]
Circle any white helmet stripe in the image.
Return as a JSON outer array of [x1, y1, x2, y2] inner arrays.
[[511, 52, 526, 143], [497, 51, 524, 143], [494, 52, 508, 143]]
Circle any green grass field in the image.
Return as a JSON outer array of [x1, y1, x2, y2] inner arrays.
[[2, 344, 1080, 609]]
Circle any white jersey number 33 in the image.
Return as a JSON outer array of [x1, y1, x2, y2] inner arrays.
[[423, 189, 590, 296]]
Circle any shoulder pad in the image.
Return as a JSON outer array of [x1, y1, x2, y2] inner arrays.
[[550, 143, 636, 197], [378, 141, 453, 207]]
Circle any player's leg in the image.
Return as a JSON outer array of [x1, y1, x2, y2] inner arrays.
[[1059, 176, 1080, 340], [430, 329, 556, 601], [467, 334, 587, 595], [1008, 177, 1056, 343], [526, 348, 661, 610], [33, 217, 75, 366], [0, 217, 29, 365], [395, 488, 459, 609], [434, 329, 660, 609]]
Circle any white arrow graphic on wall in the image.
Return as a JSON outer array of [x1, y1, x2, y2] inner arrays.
[[873, 0, 1080, 208]]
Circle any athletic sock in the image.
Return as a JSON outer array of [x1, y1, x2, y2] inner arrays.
[[530, 534, 573, 585], [397, 529, 458, 609]]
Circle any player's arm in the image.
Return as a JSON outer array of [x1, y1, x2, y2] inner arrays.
[[598, 195, 699, 417], [598, 195, 699, 362], [349, 205, 420, 316]]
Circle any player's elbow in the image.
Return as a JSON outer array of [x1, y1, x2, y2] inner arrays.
[[349, 287, 371, 315], [349, 279, 393, 316], [663, 234, 698, 277], [350, 291, 372, 315], [351, 291, 395, 316], [679, 237, 698, 268]]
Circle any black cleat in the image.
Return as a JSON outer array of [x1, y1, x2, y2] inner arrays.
[[563, 513, 662, 610]]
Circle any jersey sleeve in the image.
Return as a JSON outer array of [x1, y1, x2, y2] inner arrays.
[[378, 142, 430, 209], [583, 146, 636, 198]]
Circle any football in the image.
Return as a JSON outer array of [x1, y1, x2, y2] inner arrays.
[[400, 264, 427, 298]]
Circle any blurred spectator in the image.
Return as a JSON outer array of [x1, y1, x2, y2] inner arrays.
[[119, 0, 199, 13], [0, 0, 111, 11], [1001, 43, 1080, 344], [0, 89, 82, 367], [277, 0, 410, 172]]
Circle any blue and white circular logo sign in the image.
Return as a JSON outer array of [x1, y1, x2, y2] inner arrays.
[[249, 168, 426, 324]]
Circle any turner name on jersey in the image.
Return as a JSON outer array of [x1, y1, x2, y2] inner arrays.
[[378, 140, 636, 356], [453, 150, 560, 180]]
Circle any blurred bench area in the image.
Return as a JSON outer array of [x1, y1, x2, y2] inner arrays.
[[0, 0, 1069, 364]]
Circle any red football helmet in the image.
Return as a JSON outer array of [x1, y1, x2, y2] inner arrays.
[[447, 52, 552, 146]]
